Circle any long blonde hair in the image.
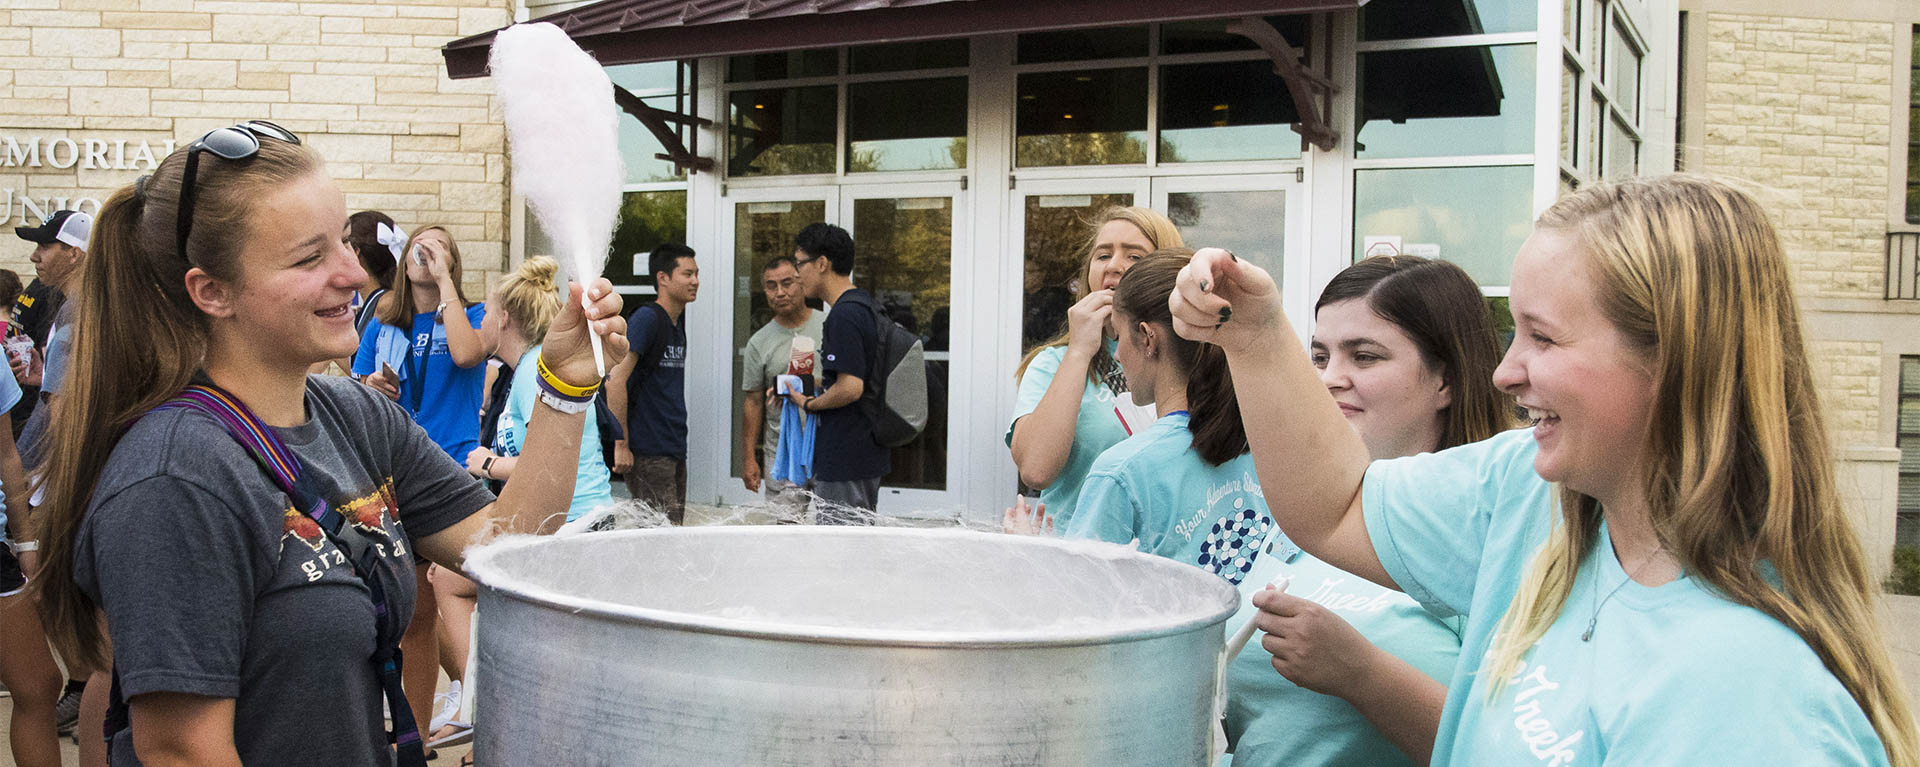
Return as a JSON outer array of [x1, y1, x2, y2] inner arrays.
[[1480, 174, 1919, 764], [34, 139, 324, 670], [1015, 206, 1183, 382], [376, 225, 468, 328]]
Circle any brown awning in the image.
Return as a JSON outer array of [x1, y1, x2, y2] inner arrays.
[[442, 0, 1362, 79]]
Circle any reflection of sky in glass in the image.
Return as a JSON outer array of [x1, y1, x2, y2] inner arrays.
[[850, 137, 965, 172], [1160, 125, 1299, 163], [1167, 190, 1286, 284], [609, 61, 688, 183], [1356, 45, 1536, 158], [1352, 165, 1533, 285]]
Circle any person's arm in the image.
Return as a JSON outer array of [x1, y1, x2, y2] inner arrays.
[[1009, 291, 1112, 490], [742, 390, 764, 492], [605, 349, 636, 473], [128, 693, 242, 767], [415, 279, 628, 565], [423, 243, 492, 368], [0, 417, 29, 567], [1251, 588, 1444, 764], [790, 372, 861, 412], [1169, 247, 1385, 586]]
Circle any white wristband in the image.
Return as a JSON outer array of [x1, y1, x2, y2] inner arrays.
[[10, 540, 38, 553], [538, 388, 595, 414]]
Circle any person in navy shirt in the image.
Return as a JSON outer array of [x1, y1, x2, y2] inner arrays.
[[786, 223, 887, 521], [608, 243, 698, 525]]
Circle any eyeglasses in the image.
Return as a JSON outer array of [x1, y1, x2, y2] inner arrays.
[[763, 277, 798, 292], [176, 120, 300, 260]]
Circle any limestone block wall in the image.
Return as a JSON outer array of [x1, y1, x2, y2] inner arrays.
[[0, 0, 514, 299], [1695, 12, 1899, 449]]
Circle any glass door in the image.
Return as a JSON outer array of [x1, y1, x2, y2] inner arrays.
[[1150, 174, 1311, 332], [838, 182, 965, 512], [1011, 178, 1149, 358]]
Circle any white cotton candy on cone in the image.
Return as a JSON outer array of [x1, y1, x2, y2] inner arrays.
[[489, 22, 626, 376]]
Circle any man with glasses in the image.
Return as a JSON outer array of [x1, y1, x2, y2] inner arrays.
[[740, 256, 824, 521], [786, 223, 887, 522]]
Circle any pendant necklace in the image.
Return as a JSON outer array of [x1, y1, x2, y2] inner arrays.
[[1582, 547, 1667, 642]]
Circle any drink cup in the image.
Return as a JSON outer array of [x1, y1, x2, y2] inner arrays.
[[4, 336, 32, 371], [786, 336, 816, 378]]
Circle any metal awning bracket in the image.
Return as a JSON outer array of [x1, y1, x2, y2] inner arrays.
[[1225, 16, 1339, 152], [611, 83, 716, 174]]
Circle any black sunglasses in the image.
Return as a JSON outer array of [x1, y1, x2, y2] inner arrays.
[[176, 120, 300, 260]]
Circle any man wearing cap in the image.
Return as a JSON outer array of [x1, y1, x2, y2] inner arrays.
[[10, 210, 87, 437]]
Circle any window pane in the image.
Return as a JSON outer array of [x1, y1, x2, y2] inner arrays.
[[1167, 190, 1287, 285], [729, 199, 830, 478], [609, 62, 691, 183], [1604, 115, 1637, 178], [1016, 26, 1148, 64], [1584, 0, 1603, 58], [849, 38, 969, 74], [727, 86, 837, 176], [529, 190, 690, 317], [1353, 165, 1533, 285], [1360, 0, 1538, 40], [847, 77, 967, 172], [1485, 295, 1515, 352], [1586, 90, 1604, 172], [727, 49, 836, 82], [851, 196, 954, 490], [1608, 21, 1643, 117], [1904, 357, 1920, 396], [1022, 193, 1134, 350], [1016, 68, 1149, 167], [1564, 0, 1578, 44], [1159, 60, 1302, 162], [1160, 16, 1310, 56], [1357, 44, 1536, 158]]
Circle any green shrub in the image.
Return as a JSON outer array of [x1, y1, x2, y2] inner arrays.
[[1886, 545, 1920, 596]]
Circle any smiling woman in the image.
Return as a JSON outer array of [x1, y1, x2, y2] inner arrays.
[[27, 123, 629, 767]]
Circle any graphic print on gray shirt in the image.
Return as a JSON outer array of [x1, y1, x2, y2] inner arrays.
[[74, 375, 494, 767]]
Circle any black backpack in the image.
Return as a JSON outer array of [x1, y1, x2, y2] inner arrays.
[[833, 291, 928, 448]]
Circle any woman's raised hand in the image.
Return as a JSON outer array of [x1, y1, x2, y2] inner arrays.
[[540, 277, 628, 387], [1065, 289, 1114, 355], [1170, 247, 1281, 355]]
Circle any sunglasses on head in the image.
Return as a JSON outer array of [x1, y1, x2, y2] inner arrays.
[[176, 120, 300, 261]]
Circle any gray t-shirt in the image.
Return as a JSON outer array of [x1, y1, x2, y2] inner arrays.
[[740, 310, 825, 465], [75, 375, 492, 767]]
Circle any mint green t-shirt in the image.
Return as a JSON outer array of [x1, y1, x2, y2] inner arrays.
[[1007, 343, 1145, 530], [1222, 525, 1463, 767], [498, 346, 614, 522], [1363, 428, 1889, 766], [1064, 413, 1273, 585]]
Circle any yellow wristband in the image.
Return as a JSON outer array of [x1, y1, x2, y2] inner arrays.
[[536, 353, 600, 398]]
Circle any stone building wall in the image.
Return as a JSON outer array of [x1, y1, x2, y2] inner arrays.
[[0, 0, 514, 298]]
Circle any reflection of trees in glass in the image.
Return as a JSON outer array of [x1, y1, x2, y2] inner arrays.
[[1015, 131, 1148, 167], [854, 199, 951, 336], [609, 191, 689, 286], [847, 138, 967, 173], [1020, 193, 1133, 352]]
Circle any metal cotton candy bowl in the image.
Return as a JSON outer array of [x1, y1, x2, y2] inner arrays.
[[462, 526, 1241, 766]]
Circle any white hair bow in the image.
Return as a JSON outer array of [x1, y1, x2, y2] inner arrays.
[[375, 222, 408, 261]]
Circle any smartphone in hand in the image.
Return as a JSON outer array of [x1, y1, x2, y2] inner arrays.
[[380, 361, 398, 380]]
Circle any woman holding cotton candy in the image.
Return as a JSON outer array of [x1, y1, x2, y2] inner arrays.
[[1006, 207, 1181, 533], [1222, 255, 1513, 767], [28, 124, 626, 765], [1179, 175, 1918, 765]]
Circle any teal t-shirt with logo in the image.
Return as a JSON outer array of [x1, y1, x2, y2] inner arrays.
[[1064, 413, 1273, 586], [1362, 428, 1890, 766], [1007, 342, 1145, 531], [1222, 525, 1463, 767]]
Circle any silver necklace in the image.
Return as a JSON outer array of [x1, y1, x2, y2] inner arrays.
[[1581, 549, 1666, 642]]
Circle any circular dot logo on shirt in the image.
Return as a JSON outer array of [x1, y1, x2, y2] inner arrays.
[[1198, 508, 1272, 585]]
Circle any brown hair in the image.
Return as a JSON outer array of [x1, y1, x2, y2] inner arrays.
[[1111, 249, 1246, 466], [1314, 255, 1516, 450], [0, 269, 24, 309], [495, 256, 561, 342], [376, 225, 469, 328], [1015, 206, 1184, 383], [346, 210, 397, 291], [33, 139, 324, 670]]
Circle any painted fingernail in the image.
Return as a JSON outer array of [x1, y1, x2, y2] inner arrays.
[[1199, 279, 1211, 293], [1219, 306, 1232, 322], [1228, 250, 1239, 262]]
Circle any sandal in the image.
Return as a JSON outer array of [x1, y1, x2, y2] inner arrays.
[[428, 721, 474, 749]]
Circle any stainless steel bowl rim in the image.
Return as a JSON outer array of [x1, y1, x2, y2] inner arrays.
[[465, 526, 1241, 648]]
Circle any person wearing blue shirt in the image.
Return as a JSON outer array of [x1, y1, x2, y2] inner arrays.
[[1007, 207, 1181, 532], [351, 225, 494, 461], [607, 243, 698, 526], [1177, 175, 1917, 765], [1224, 255, 1516, 767]]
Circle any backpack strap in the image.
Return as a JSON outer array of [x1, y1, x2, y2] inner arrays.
[[105, 383, 429, 767]]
